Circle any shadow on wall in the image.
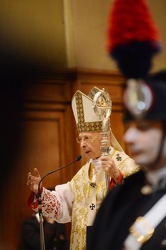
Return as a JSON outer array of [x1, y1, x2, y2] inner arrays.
[[0, 46, 43, 188]]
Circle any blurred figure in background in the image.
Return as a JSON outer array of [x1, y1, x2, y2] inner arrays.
[[21, 212, 69, 250]]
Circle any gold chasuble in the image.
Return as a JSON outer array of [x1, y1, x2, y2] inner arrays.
[[69, 148, 139, 250]]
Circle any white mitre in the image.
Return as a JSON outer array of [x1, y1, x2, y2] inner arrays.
[[71, 86, 123, 152]]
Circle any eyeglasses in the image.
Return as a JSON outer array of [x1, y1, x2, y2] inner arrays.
[[76, 136, 93, 144]]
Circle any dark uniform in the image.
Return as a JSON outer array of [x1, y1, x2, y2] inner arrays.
[[87, 170, 166, 250], [87, 0, 166, 246]]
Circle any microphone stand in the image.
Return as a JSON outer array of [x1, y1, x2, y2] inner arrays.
[[37, 155, 82, 250], [38, 182, 45, 250]]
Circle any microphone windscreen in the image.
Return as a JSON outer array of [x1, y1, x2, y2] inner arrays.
[[76, 155, 82, 161]]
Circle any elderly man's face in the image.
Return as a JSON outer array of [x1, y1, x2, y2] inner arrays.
[[124, 120, 166, 170], [77, 132, 103, 160]]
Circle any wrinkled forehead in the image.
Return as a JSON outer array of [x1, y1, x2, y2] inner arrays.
[[78, 131, 101, 137]]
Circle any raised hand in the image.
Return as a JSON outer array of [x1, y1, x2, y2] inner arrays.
[[27, 168, 41, 194], [101, 155, 120, 182]]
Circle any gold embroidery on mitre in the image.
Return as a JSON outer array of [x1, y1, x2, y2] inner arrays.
[[75, 92, 103, 132]]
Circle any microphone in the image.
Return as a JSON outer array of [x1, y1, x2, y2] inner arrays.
[[37, 155, 82, 199], [37, 155, 82, 250]]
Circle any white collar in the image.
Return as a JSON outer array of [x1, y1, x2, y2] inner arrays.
[[146, 166, 166, 186]]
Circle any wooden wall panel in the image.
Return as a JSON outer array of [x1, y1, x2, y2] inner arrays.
[[1, 108, 74, 249], [0, 68, 125, 249]]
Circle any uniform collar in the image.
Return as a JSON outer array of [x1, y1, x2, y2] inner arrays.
[[146, 166, 166, 186]]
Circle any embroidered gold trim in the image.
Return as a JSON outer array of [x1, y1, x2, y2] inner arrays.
[[75, 92, 103, 132]]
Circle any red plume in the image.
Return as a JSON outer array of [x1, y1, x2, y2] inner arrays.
[[107, 0, 160, 51], [106, 0, 161, 79]]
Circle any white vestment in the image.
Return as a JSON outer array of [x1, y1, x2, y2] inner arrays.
[[37, 148, 139, 250]]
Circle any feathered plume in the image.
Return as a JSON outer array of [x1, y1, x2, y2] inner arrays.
[[106, 0, 161, 79]]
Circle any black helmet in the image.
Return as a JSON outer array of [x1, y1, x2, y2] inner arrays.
[[123, 70, 166, 121]]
